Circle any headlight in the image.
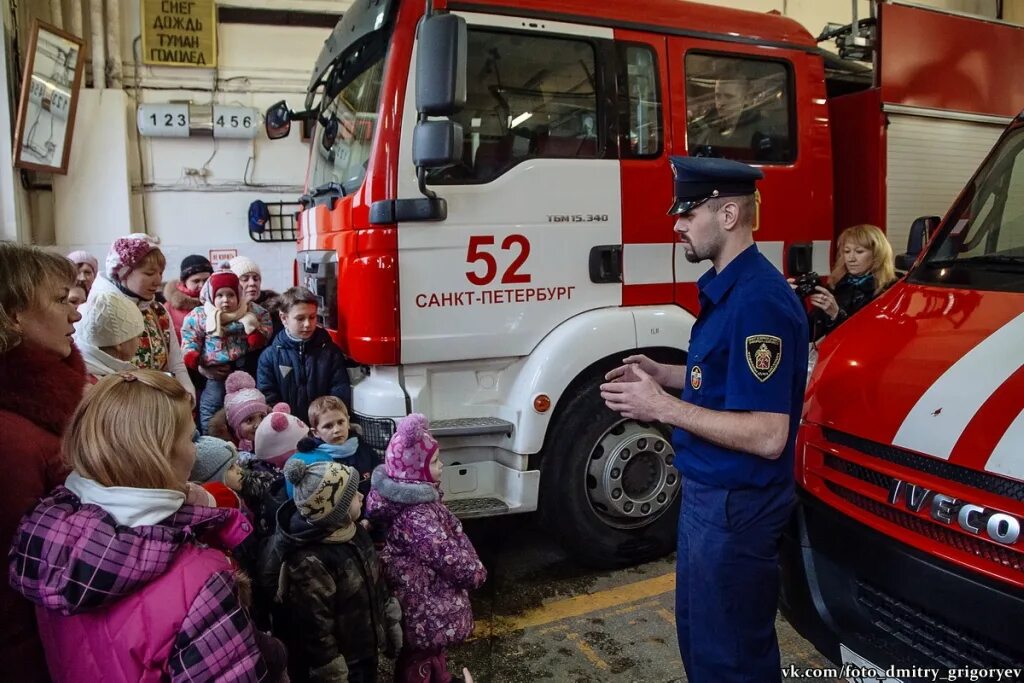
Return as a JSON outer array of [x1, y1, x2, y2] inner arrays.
[[806, 344, 819, 387]]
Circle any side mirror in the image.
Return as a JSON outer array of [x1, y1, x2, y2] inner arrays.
[[416, 14, 467, 116], [265, 100, 292, 140], [413, 120, 464, 168], [896, 215, 941, 270]]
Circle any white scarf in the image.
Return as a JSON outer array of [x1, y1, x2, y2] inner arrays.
[[65, 471, 185, 528], [203, 299, 260, 337]]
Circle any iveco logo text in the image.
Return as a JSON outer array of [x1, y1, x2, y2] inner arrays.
[[887, 480, 1021, 545]]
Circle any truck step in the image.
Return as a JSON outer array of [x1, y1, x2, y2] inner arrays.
[[431, 417, 513, 438], [440, 462, 539, 519], [446, 497, 510, 519]]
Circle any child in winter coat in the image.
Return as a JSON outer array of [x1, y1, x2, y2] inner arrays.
[[181, 271, 272, 430], [208, 371, 271, 452], [366, 414, 487, 683], [7, 369, 270, 681], [164, 254, 213, 343], [90, 233, 195, 397], [257, 286, 351, 425], [269, 458, 403, 682], [247, 403, 311, 528], [306, 395, 381, 494], [74, 290, 146, 384]]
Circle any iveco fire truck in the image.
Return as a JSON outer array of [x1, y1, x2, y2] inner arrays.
[[780, 23, 1024, 683], [264, 0, 1021, 569]]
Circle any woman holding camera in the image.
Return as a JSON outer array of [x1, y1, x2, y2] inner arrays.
[[796, 224, 897, 341]]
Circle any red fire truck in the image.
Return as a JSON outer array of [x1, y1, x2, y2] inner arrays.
[[263, 0, 1021, 578], [779, 8, 1024, 679]]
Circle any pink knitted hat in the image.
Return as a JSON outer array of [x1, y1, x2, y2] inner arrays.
[[106, 233, 161, 281], [224, 371, 269, 434], [254, 403, 310, 468], [67, 250, 98, 273], [385, 413, 439, 482]]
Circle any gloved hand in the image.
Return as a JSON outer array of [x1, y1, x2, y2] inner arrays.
[[246, 331, 265, 350], [383, 596, 404, 659]]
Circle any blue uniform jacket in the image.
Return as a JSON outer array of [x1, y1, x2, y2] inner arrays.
[[256, 327, 352, 425], [672, 244, 808, 489]]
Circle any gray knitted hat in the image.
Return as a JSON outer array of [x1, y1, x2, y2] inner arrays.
[[284, 458, 360, 529], [190, 436, 238, 484]]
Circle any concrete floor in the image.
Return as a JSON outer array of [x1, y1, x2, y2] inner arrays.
[[440, 513, 841, 683]]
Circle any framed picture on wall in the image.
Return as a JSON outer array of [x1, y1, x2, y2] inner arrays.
[[13, 20, 86, 174]]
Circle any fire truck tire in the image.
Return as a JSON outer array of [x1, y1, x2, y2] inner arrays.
[[540, 373, 681, 568]]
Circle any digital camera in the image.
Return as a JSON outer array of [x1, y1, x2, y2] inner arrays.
[[793, 272, 821, 299]]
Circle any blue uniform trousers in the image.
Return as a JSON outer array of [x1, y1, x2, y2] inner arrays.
[[676, 477, 794, 682]]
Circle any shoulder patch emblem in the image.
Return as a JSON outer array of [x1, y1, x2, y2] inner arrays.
[[690, 365, 702, 390], [745, 335, 782, 382]]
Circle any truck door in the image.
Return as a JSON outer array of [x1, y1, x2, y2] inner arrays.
[[665, 36, 832, 297], [395, 13, 622, 365]]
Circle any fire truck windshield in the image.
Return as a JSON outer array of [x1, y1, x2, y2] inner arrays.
[[309, 56, 386, 193], [913, 126, 1024, 292]]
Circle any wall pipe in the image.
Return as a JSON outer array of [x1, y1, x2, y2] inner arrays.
[[105, 0, 122, 87], [89, 0, 104, 89], [68, 0, 83, 40], [49, 0, 62, 29]]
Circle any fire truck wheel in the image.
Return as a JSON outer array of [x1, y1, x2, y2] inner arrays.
[[540, 374, 681, 568]]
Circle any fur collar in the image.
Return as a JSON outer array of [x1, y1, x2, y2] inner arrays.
[[0, 343, 86, 435], [371, 465, 439, 504], [164, 279, 201, 312]]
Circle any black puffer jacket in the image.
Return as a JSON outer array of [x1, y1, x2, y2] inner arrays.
[[809, 273, 879, 341], [256, 327, 352, 424], [262, 501, 402, 682]]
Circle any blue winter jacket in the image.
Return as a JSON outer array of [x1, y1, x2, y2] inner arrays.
[[256, 327, 352, 424]]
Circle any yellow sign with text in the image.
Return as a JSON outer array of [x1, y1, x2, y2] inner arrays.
[[141, 0, 217, 68]]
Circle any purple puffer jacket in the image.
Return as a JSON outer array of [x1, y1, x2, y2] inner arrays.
[[8, 486, 269, 682], [365, 466, 487, 652]]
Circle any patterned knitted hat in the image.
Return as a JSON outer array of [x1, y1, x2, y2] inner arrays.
[[180, 254, 213, 281], [254, 403, 310, 468], [385, 413, 439, 483], [229, 255, 261, 278], [67, 250, 98, 273], [106, 233, 161, 281], [190, 436, 239, 484], [224, 372, 270, 435], [201, 271, 241, 304], [284, 458, 359, 529], [74, 291, 145, 348]]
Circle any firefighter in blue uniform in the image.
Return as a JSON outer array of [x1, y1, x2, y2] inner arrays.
[[601, 156, 808, 682]]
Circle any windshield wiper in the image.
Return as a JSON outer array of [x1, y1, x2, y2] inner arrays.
[[924, 254, 1024, 269]]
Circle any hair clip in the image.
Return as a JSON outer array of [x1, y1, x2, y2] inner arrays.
[[119, 372, 138, 383]]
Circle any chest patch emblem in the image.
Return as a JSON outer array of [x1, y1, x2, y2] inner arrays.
[[279, 365, 293, 379], [690, 365, 702, 390], [745, 335, 782, 382]]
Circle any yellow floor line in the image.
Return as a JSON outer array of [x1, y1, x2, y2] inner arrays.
[[473, 572, 675, 638], [609, 599, 661, 617], [566, 631, 610, 671], [656, 607, 676, 627]]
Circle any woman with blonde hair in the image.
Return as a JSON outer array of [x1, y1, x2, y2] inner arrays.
[[0, 241, 85, 679], [8, 369, 272, 681], [805, 224, 897, 340]]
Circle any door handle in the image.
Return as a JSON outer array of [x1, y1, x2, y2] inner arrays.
[[589, 245, 622, 283]]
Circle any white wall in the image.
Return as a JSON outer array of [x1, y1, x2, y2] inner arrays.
[[7, 0, 1005, 290]]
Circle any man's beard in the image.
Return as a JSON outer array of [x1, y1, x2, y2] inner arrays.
[[681, 215, 723, 263]]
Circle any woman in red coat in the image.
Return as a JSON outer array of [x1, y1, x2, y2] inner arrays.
[[0, 242, 85, 679]]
